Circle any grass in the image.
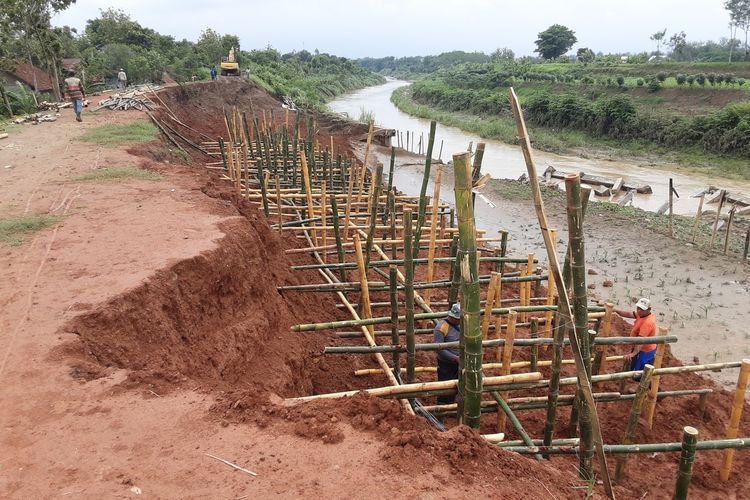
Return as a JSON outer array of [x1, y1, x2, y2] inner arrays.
[[72, 166, 162, 182], [0, 215, 63, 246], [79, 121, 157, 146], [392, 86, 750, 181]]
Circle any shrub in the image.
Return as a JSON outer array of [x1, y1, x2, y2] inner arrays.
[[647, 79, 661, 92], [636, 78, 644, 87], [686, 75, 695, 86], [616, 76, 625, 86], [739, 78, 746, 86], [707, 73, 716, 86], [676, 74, 687, 86], [656, 72, 667, 82], [696, 73, 706, 86]]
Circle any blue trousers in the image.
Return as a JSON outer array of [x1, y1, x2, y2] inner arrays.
[[631, 349, 656, 372], [73, 99, 83, 114]]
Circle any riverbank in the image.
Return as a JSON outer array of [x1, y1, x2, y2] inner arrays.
[[391, 85, 750, 181]]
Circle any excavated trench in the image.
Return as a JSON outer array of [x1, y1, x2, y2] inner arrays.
[[62, 80, 750, 499]]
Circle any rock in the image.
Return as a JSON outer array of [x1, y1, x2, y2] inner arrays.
[[0, 133, 8, 140], [587, 269, 598, 275], [602, 280, 614, 288], [587, 283, 596, 289]]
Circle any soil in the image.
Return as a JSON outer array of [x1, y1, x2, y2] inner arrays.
[[1, 79, 748, 499]]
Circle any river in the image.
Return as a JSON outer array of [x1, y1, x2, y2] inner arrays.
[[328, 79, 750, 215]]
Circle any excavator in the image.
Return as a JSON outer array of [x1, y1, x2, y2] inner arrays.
[[220, 47, 240, 76]]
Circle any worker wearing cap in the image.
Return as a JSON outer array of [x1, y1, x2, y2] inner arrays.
[[615, 298, 657, 380], [434, 303, 461, 405], [117, 68, 127, 89]]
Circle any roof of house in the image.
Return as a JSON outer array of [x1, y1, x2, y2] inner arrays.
[[62, 58, 82, 70], [12, 63, 53, 92]]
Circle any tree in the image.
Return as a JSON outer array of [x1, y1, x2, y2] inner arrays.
[[534, 24, 577, 60], [576, 47, 595, 64], [725, 0, 750, 60], [669, 31, 688, 60], [650, 29, 667, 57], [490, 47, 515, 62]]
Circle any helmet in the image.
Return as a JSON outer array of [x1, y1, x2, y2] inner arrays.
[[448, 303, 461, 319]]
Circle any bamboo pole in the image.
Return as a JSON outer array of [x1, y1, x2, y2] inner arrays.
[[491, 391, 542, 460], [503, 435, 750, 455], [342, 157, 358, 240], [614, 364, 655, 482], [403, 210, 416, 383], [720, 358, 750, 481], [423, 164, 443, 307], [481, 273, 501, 340], [364, 163, 384, 270], [668, 178, 674, 238], [544, 229, 557, 340], [275, 175, 283, 231], [498, 310, 517, 433], [355, 121, 375, 213], [353, 234, 374, 339], [710, 190, 726, 249], [510, 87, 613, 498], [320, 181, 327, 262], [723, 206, 736, 255], [743, 229, 750, 261], [594, 303, 615, 381], [645, 326, 669, 428], [530, 318, 539, 373], [691, 193, 705, 243], [412, 120, 437, 259], [674, 427, 699, 500], [287, 372, 542, 402], [300, 150, 317, 246], [330, 196, 347, 282], [389, 265, 400, 374], [453, 151, 483, 428]]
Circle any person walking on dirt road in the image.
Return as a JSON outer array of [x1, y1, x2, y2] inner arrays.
[[434, 303, 461, 405], [117, 68, 127, 90], [63, 71, 86, 123], [614, 297, 657, 381], [210, 67, 217, 80]]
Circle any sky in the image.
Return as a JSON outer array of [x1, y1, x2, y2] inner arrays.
[[53, 0, 732, 59]]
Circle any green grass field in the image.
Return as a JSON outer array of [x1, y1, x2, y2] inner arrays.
[[79, 121, 157, 146]]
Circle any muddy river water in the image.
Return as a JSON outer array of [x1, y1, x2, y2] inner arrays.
[[329, 79, 750, 215]]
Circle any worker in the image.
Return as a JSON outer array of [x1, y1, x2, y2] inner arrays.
[[63, 70, 86, 123], [614, 297, 657, 381], [210, 66, 217, 81], [434, 303, 461, 405], [117, 68, 127, 89]]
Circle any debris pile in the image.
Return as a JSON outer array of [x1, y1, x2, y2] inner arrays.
[[93, 85, 161, 111], [13, 112, 59, 124]]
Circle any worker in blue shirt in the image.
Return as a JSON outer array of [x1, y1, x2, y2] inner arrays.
[[434, 303, 461, 405]]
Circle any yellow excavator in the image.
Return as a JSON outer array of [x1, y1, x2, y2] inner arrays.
[[220, 47, 240, 76]]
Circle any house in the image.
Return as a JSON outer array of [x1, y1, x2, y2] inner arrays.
[[0, 63, 54, 93], [62, 58, 82, 72]]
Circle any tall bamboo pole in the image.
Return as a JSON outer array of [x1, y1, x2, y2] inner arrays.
[[330, 196, 347, 282], [498, 310, 517, 432], [389, 265, 401, 375], [403, 210, 416, 384], [674, 427, 699, 500], [615, 364, 655, 482], [723, 206, 736, 255], [481, 272, 501, 340], [320, 181, 328, 262], [423, 164, 444, 307], [355, 121, 375, 213], [594, 303, 615, 380], [645, 326, 669, 428], [412, 120, 437, 259], [510, 88, 613, 497], [710, 190, 726, 249], [720, 358, 750, 481], [544, 229, 557, 340], [353, 234, 375, 340], [364, 162, 384, 270], [300, 150, 317, 246], [275, 175, 283, 231], [691, 193, 705, 243], [453, 151, 483, 428], [530, 318, 539, 373]]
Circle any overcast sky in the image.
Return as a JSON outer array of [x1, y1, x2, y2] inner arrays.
[[53, 0, 731, 58]]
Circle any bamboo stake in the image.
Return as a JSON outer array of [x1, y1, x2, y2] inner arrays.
[[342, 158, 357, 240], [614, 364, 655, 482], [389, 265, 400, 374], [645, 326, 669, 428], [594, 303, 615, 381], [353, 234, 374, 339], [412, 120, 437, 259], [453, 151, 483, 428], [300, 150, 317, 246], [403, 210, 416, 383], [423, 164, 443, 307], [544, 229, 557, 340], [330, 197, 347, 282], [520, 253, 534, 323], [510, 87, 613, 498], [668, 178, 674, 238], [491, 391, 542, 460], [364, 163, 383, 270], [498, 310, 517, 433], [691, 193, 705, 243], [720, 358, 750, 481], [674, 427, 699, 500], [710, 190, 726, 249], [530, 318, 539, 373], [320, 181, 327, 262], [723, 206, 736, 255], [481, 272, 501, 340], [355, 121, 375, 213]]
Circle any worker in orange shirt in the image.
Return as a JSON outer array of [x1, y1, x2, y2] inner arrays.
[[614, 297, 657, 381]]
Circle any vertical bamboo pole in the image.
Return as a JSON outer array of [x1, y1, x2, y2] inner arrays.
[[743, 229, 750, 261], [645, 326, 669, 428], [594, 303, 615, 381], [497, 310, 517, 432], [275, 175, 282, 231], [320, 181, 328, 263], [529, 318, 539, 373], [364, 163, 384, 270], [353, 234, 374, 340], [668, 178, 674, 238], [330, 197, 347, 282], [481, 272, 501, 340], [412, 120, 437, 259], [710, 190, 726, 249], [218, 138, 229, 173], [691, 193, 705, 243], [356, 121, 375, 213], [614, 364, 655, 482], [403, 210, 416, 384], [262, 171, 270, 213], [723, 206, 736, 255], [447, 236, 460, 307], [521, 253, 534, 322], [423, 164, 443, 307], [453, 151, 483, 429], [389, 265, 400, 375], [491, 278, 504, 358], [544, 229, 558, 341], [720, 359, 750, 481], [674, 427, 699, 500], [342, 158, 358, 240], [300, 150, 317, 246]]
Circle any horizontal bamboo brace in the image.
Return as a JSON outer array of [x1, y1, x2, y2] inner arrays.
[[291, 256, 537, 271], [285, 372, 542, 403], [323, 334, 675, 355], [500, 437, 750, 455], [285, 237, 502, 254], [354, 355, 625, 376], [295, 304, 606, 331], [283, 273, 546, 294], [278, 281, 385, 292], [334, 312, 607, 338]]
